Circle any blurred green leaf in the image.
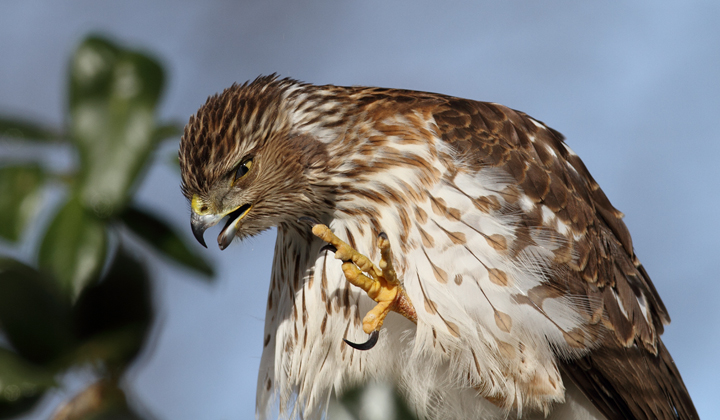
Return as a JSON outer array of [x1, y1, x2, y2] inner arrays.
[[0, 258, 74, 365], [0, 165, 45, 242], [330, 382, 419, 420], [38, 196, 107, 297], [0, 347, 55, 417], [121, 206, 213, 277], [69, 36, 165, 218], [0, 117, 60, 142], [0, 33, 209, 419], [72, 247, 152, 366], [0, 393, 44, 420]]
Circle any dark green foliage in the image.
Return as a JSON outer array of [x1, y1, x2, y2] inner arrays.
[[38, 196, 108, 297], [0, 259, 74, 366], [0, 117, 60, 142], [332, 382, 419, 420], [0, 34, 209, 419], [72, 248, 153, 367], [0, 165, 45, 242], [68, 37, 165, 220]]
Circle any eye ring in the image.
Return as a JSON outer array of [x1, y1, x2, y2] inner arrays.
[[234, 159, 253, 182]]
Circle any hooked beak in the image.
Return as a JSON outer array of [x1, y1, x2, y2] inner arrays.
[[191, 212, 223, 248], [190, 204, 253, 250]]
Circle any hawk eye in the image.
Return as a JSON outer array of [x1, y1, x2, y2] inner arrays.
[[234, 159, 253, 182]]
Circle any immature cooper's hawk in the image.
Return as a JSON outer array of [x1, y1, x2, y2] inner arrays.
[[179, 75, 697, 420]]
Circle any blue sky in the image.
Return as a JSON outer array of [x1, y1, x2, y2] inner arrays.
[[1, 1, 718, 418]]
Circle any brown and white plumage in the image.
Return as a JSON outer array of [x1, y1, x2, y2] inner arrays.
[[179, 75, 697, 419]]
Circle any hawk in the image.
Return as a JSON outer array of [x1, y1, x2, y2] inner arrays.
[[179, 75, 697, 420]]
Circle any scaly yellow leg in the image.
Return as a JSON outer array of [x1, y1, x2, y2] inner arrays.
[[310, 224, 417, 348]]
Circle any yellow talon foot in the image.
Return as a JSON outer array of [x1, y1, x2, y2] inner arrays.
[[309, 224, 417, 345]]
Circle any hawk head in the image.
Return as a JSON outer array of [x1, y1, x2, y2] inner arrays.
[[179, 75, 333, 249]]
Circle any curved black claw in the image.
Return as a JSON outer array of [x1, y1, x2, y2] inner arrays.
[[378, 232, 388, 240], [298, 216, 320, 227], [343, 330, 380, 351], [320, 244, 338, 254]]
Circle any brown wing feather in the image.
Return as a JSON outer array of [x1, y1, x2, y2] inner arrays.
[[429, 96, 697, 419], [561, 340, 697, 420]]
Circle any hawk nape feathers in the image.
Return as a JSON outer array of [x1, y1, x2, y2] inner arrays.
[[179, 75, 697, 420]]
